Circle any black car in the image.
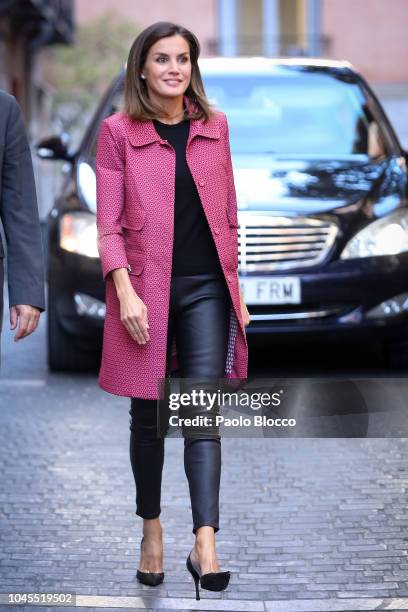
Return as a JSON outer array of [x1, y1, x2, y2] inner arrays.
[[37, 58, 408, 371]]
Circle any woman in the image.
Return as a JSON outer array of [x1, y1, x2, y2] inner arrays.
[[95, 21, 250, 600]]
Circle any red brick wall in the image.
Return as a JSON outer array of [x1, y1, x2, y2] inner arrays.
[[321, 0, 408, 82], [74, 0, 217, 56]]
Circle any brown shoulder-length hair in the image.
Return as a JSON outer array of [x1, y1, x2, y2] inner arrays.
[[124, 21, 217, 122]]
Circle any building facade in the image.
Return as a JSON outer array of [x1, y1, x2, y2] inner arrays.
[[0, 0, 74, 124], [75, 0, 407, 83]]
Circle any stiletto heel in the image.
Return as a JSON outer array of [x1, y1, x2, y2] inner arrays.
[[186, 552, 201, 600], [186, 550, 230, 600], [136, 536, 164, 586]]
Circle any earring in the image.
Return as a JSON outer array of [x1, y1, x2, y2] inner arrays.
[[140, 74, 146, 79]]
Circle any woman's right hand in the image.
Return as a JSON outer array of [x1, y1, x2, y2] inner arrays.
[[119, 289, 150, 344], [110, 268, 150, 344]]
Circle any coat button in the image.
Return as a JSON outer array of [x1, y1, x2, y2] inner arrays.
[[160, 139, 167, 144], [227, 275, 232, 282], [198, 179, 205, 186], [213, 226, 220, 235]]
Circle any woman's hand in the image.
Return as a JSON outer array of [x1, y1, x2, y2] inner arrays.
[[111, 268, 150, 344], [238, 277, 251, 327], [119, 290, 150, 344], [240, 298, 251, 327]]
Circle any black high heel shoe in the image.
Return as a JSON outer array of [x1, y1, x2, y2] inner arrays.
[[186, 550, 230, 601], [136, 536, 164, 586]]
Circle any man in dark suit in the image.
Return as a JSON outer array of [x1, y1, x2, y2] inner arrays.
[[0, 90, 45, 357]]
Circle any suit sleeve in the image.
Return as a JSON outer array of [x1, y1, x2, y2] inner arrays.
[[95, 118, 129, 281], [0, 96, 46, 311]]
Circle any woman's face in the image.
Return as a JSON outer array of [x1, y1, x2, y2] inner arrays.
[[142, 34, 192, 102]]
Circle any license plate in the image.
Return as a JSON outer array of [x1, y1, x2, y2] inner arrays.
[[239, 276, 301, 305]]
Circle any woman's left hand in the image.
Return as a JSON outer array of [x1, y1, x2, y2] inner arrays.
[[240, 300, 251, 327], [238, 282, 251, 327]]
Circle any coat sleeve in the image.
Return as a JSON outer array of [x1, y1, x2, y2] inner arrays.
[[0, 95, 46, 311], [221, 113, 239, 267], [221, 113, 239, 226], [95, 117, 129, 281]]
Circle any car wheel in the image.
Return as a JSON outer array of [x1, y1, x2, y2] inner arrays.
[[47, 290, 99, 372]]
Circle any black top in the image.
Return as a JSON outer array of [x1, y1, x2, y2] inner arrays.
[[153, 117, 223, 277]]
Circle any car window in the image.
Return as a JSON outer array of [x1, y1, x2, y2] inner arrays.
[[204, 72, 389, 158]]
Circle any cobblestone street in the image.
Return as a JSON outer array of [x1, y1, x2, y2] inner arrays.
[[1, 306, 408, 611]]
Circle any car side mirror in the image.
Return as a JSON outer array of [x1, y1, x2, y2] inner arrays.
[[36, 134, 73, 162]]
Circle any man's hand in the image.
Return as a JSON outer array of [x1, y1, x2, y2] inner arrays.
[[9, 305, 41, 341]]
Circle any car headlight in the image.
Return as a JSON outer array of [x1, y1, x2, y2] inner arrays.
[[340, 209, 408, 259], [77, 161, 96, 212], [59, 212, 98, 258]]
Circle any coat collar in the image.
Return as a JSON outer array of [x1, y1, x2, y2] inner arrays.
[[126, 95, 220, 147]]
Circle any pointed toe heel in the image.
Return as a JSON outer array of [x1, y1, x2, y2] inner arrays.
[[136, 536, 164, 587], [201, 569, 230, 592]]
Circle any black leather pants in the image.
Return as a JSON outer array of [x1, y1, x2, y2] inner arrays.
[[129, 273, 230, 534]]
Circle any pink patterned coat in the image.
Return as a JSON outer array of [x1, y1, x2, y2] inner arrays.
[[95, 96, 248, 399]]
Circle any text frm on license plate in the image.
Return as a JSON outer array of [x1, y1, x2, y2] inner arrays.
[[240, 277, 301, 305]]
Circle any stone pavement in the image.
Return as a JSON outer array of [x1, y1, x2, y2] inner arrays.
[[1, 360, 408, 610]]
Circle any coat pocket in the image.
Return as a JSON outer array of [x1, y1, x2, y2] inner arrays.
[[122, 206, 146, 231], [226, 206, 239, 228], [127, 249, 145, 276], [122, 209, 146, 250], [225, 207, 239, 270], [105, 250, 146, 318]]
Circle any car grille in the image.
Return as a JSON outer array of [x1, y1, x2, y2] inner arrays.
[[237, 213, 339, 272]]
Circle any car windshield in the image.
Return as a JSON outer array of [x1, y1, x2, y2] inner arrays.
[[86, 69, 389, 163], [204, 70, 388, 157]]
